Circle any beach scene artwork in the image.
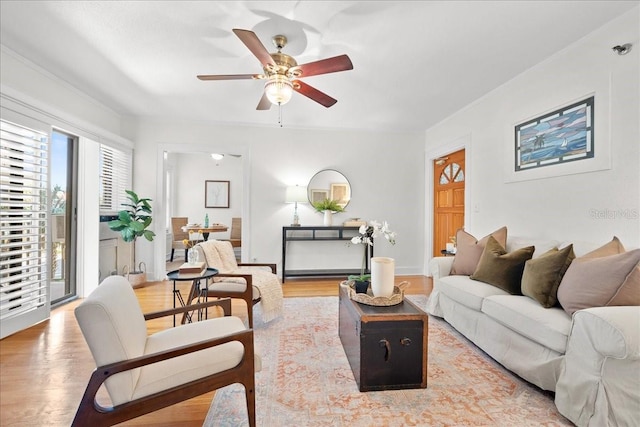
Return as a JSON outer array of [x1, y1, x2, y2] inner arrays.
[[515, 96, 594, 171]]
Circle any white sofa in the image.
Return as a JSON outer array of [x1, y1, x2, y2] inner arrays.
[[426, 236, 640, 427]]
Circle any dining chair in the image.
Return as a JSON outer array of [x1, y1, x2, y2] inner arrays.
[[222, 217, 242, 260], [73, 275, 258, 426], [170, 217, 189, 261]]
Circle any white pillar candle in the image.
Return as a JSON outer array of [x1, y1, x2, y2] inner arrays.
[[371, 257, 395, 297]]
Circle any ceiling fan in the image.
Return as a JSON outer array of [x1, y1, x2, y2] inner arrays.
[[197, 29, 353, 110]]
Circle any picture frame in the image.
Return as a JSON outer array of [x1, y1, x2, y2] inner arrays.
[[515, 96, 594, 172], [205, 180, 230, 208], [330, 183, 350, 208], [310, 189, 329, 204]]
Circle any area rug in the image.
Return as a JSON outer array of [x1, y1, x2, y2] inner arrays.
[[204, 296, 572, 426]]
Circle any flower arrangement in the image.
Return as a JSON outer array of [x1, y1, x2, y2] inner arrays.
[[183, 230, 203, 263], [349, 220, 396, 283]]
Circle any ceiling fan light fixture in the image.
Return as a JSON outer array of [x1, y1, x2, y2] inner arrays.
[[264, 75, 293, 105]]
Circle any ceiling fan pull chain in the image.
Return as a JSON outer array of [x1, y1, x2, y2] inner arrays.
[[278, 103, 284, 128]]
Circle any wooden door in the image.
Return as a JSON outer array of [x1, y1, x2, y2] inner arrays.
[[433, 149, 465, 255]]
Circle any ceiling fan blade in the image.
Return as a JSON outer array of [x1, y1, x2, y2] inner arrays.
[[292, 80, 338, 108], [290, 54, 353, 78], [197, 74, 262, 81], [232, 29, 276, 70], [256, 92, 272, 110]]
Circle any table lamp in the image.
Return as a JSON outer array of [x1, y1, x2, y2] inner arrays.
[[285, 185, 308, 226]]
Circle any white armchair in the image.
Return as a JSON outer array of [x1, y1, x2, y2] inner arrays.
[[73, 275, 259, 426]]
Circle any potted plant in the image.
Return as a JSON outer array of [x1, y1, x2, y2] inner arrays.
[[349, 220, 396, 294], [108, 190, 156, 285], [313, 198, 345, 226]]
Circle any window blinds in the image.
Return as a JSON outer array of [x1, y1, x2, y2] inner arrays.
[[0, 119, 49, 327], [99, 144, 131, 213]]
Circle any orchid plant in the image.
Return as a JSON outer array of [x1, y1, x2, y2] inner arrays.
[[348, 220, 396, 282]]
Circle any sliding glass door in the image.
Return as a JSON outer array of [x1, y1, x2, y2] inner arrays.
[[50, 130, 78, 305]]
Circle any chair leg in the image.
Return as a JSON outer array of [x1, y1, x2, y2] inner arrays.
[[245, 380, 256, 427], [170, 248, 175, 262]]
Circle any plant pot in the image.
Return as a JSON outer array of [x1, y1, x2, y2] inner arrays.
[[354, 280, 370, 294], [123, 262, 147, 286]]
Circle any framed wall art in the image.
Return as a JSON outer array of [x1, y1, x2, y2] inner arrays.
[[310, 189, 329, 204], [515, 96, 594, 172], [330, 183, 350, 208], [205, 180, 230, 208]]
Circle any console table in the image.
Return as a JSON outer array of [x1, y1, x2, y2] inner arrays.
[[281, 226, 373, 282]]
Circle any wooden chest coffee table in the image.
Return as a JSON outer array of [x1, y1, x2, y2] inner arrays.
[[338, 284, 428, 391]]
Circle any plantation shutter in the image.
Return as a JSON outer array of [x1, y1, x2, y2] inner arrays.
[[99, 144, 132, 213], [0, 119, 50, 339]]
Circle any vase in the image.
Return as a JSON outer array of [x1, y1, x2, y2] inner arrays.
[[187, 247, 199, 264], [323, 210, 333, 226], [371, 257, 395, 297]]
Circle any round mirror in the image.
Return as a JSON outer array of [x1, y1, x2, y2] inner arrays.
[[307, 169, 351, 209]]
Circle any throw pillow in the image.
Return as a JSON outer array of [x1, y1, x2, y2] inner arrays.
[[521, 244, 575, 308], [582, 236, 625, 258], [470, 235, 534, 294], [450, 226, 508, 275], [557, 249, 640, 315]]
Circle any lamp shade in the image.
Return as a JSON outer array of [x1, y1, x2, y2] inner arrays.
[[286, 185, 308, 203]]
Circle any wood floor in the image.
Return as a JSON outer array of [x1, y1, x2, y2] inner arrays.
[[0, 275, 432, 426]]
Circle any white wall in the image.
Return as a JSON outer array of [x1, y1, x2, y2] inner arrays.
[[425, 8, 640, 256], [129, 119, 425, 280]]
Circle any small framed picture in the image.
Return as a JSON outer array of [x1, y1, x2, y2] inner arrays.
[[205, 180, 230, 208], [310, 189, 329, 204], [330, 183, 350, 208]]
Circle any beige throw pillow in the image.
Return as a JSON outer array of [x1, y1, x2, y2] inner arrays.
[[582, 236, 625, 258], [470, 235, 534, 295], [521, 245, 575, 308], [450, 226, 508, 275], [557, 248, 640, 315]]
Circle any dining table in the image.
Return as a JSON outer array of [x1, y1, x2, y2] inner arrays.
[[182, 224, 228, 241]]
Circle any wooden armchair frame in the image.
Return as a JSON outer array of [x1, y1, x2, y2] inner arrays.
[[204, 263, 276, 328], [72, 299, 256, 427]]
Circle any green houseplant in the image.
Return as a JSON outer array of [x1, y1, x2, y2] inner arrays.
[[108, 190, 156, 279], [313, 198, 345, 226]]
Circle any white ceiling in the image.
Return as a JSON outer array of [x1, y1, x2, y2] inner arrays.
[[1, 1, 637, 132]]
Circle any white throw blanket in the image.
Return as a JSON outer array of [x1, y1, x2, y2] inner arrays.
[[199, 241, 283, 322]]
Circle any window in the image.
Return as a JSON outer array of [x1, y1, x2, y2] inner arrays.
[[0, 119, 49, 338], [99, 144, 132, 213]]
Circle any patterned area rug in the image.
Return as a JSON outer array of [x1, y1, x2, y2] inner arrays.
[[204, 296, 572, 426]]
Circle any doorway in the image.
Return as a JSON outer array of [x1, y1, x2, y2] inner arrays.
[[433, 149, 465, 256], [50, 130, 78, 305]]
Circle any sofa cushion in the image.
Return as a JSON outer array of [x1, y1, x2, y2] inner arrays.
[[557, 249, 640, 315], [521, 245, 575, 308], [507, 237, 560, 258], [582, 236, 625, 258], [470, 236, 534, 294], [438, 275, 509, 312], [450, 226, 507, 275], [481, 295, 571, 354]]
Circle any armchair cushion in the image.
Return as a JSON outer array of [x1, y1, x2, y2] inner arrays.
[[134, 316, 253, 401]]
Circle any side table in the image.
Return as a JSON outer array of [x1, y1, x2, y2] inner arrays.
[[167, 267, 230, 326]]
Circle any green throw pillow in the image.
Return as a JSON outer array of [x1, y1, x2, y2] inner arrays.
[[470, 236, 534, 294], [521, 245, 575, 308]]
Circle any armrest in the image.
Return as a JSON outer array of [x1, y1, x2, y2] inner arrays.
[[555, 306, 640, 427], [238, 262, 277, 274], [75, 328, 254, 416], [571, 306, 640, 359], [143, 299, 232, 321], [428, 256, 455, 279]]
